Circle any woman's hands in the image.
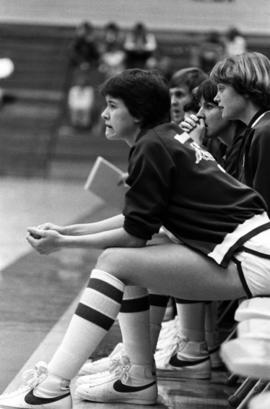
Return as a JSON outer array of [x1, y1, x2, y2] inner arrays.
[[26, 224, 63, 254], [180, 114, 206, 146], [36, 222, 64, 233]]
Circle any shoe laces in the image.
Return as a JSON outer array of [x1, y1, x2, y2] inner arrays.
[[0, 362, 48, 399], [109, 355, 131, 383], [22, 361, 48, 388]]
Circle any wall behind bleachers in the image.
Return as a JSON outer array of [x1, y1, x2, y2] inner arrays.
[[0, 0, 270, 35]]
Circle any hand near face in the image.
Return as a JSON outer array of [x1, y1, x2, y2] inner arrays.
[[180, 114, 199, 132], [180, 114, 206, 146]]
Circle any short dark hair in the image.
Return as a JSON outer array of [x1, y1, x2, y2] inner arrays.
[[210, 52, 270, 109], [169, 67, 208, 92], [195, 79, 218, 104], [100, 69, 171, 128]]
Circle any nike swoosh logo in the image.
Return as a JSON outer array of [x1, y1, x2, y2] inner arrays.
[[24, 389, 70, 405], [169, 355, 209, 367], [113, 380, 156, 393]]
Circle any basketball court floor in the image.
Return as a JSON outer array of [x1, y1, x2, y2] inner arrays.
[[0, 175, 234, 408]]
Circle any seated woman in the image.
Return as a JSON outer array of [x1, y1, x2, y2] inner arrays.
[[1, 67, 270, 409]]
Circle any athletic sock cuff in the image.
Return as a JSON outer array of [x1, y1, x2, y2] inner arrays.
[[91, 269, 124, 292]]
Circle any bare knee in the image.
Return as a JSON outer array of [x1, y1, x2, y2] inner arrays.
[[95, 248, 132, 283]]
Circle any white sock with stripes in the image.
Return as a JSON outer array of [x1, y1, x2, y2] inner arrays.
[[119, 286, 152, 367], [36, 269, 124, 396], [148, 293, 170, 352]]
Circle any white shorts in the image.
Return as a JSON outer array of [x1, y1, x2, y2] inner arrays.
[[234, 229, 270, 297]]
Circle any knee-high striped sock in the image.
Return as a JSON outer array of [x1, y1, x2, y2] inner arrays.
[[47, 269, 124, 380], [149, 293, 170, 352], [119, 286, 152, 366], [175, 300, 206, 341]]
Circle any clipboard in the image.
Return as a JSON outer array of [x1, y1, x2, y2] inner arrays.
[[84, 156, 128, 210]]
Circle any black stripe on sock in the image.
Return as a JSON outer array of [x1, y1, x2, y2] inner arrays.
[[149, 294, 170, 307], [175, 299, 211, 304], [120, 295, 149, 313], [75, 303, 114, 330], [89, 278, 123, 304]]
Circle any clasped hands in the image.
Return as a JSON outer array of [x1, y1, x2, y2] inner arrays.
[[26, 223, 62, 255], [180, 114, 206, 146]]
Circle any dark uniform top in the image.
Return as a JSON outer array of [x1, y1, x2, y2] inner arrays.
[[123, 122, 269, 267], [237, 111, 270, 212]]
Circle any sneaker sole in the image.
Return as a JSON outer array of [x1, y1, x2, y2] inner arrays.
[[156, 368, 211, 380], [79, 396, 157, 405]]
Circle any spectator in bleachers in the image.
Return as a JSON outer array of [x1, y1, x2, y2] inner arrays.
[[224, 26, 246, 57], [70, 21, 100, 70], [123, 22, 157, 69], [195, 31, 225, 74], [99, 22, 125, 77], [67, 72, 95, 129]]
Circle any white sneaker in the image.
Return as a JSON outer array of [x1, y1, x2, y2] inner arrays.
[[75, 356, 157, 405], [78, 342, 124, 376], [221, 338, 270, 380], [0, 362, 71, 409], [155, 336, 211, 379], [76, 353, 130, 387]]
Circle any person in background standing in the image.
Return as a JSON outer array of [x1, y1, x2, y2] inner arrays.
[[224, 26, 246, 57], [195, 31, 225, 74], [99, 22, 125, 77], [70, 21, 100, 71], [124, 22, 157, 69]]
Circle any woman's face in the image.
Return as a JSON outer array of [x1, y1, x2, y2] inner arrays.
[[197, 97, 230, 138], [101, 95, 141, 145], [214, 83, 247, 121]]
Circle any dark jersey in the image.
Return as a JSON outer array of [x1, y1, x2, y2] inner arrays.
[[123, 122, 269, 267], [239, 111, 270, 213]]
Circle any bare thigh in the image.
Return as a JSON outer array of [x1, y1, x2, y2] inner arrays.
[[96, 242, 246, 301]]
